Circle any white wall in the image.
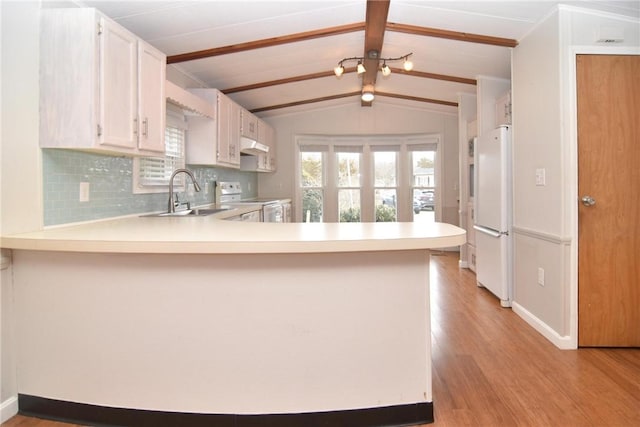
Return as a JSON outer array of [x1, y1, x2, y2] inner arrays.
[[1, 1, 42, 421], [258, 102, 459, 224], [511, 6, 639, 349]]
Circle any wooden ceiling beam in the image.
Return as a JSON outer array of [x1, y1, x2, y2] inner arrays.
[[167, 22, 365, 64], [222, 68, 358, 94], [221, 66, 474, 95], [375, 92, 458, 107], [386, 22, 518, 47], [250, 92, 361, 113], [388, 68, 477, 85], [249, 91, 457, 113], [361, 0, 390, 106]]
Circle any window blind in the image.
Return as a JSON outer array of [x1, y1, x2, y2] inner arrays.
[[138, 125, 185, 186], [136, 104, 187, 189]]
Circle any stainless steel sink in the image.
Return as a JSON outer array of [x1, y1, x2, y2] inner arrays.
[[142, 208, 231, 217]]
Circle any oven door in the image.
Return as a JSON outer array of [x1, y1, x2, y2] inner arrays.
[[262, 203, 283, 223]]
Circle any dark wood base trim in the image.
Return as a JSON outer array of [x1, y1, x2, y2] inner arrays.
[[18, 394, 434, 426]]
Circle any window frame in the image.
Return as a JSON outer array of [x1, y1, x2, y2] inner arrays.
[[295, 134, 441, 223], [133, 103, 186, 194]]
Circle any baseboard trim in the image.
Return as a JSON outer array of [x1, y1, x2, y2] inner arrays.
[[1, 395, 19, 423], [512, 302, 576, 349], [18, 394, 434, 427]]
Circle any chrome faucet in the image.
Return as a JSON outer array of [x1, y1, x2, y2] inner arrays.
[[168, 169, 202, 213]]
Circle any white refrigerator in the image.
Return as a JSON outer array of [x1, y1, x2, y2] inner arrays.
[[473, 125, 512, 307]]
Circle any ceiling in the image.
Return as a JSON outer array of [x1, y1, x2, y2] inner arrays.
[[75, 0, 640, 117]]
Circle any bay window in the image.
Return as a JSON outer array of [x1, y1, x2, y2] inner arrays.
[[297, 135, 440, 223]]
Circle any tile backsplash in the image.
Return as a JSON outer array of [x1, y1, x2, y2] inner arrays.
[[43, 149, 257, 226]]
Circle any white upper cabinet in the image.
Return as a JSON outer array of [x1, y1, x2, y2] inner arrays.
[[186, 89, 240, 168], [137, 40, 167, 153], [99, 17, 138, 149], [218, 93, 241, 166], [240, 108, 258, 140], [241, 118, 277, 173], [40, 8, 166, 156]]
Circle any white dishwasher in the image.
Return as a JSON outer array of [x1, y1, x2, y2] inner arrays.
[[226, 209, 261, 222]]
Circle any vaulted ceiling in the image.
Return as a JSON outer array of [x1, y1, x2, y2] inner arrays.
[[78, 0, 639, 117]]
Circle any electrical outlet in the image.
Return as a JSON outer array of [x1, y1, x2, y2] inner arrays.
[[79, 182, 90, 202], [537, 267, 545, 286]]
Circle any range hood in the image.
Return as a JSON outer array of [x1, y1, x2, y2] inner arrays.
[[240, 137, 269, 155]]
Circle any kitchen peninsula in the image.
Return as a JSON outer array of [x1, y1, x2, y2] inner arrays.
[[1, 213, 465, 427]]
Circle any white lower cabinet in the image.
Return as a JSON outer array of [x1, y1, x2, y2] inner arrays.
[[39, 8, 166, 156]]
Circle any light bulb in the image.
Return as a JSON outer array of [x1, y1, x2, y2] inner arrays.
[[361, 91, 375, 102], [334, 65, 345, 77], [403, 58, 414, 71], [357, 62, 366, 74], [381, 64, 391, 76]]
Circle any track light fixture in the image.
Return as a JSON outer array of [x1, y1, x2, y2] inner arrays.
[[333, 52, 413, 77]]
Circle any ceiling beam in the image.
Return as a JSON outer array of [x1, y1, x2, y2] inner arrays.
[[222, 68, 358, 94], [250, 92, 362, 113], [249, 91, 457, 113], [167, 22, 365, 64], [388, 68, 477, 85], [375, 92, 458, 107], [361, 0, 390, 106], [222, 66, 474, 95], [386, 22, 518, 47]]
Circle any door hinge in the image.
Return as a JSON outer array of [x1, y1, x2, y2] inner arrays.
[[97, 23, 103, 35], [97, 124, 102, 137]]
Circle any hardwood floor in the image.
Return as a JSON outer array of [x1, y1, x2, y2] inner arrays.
[[3, 252, 639, 427]]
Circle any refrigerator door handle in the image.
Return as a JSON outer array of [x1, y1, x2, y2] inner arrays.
[[473, 225, 504, 237]]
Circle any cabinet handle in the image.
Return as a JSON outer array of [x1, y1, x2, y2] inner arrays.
[[142, 118, 148, 137]]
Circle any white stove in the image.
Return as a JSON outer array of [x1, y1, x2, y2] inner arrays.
[[216, 182, 291, 222]]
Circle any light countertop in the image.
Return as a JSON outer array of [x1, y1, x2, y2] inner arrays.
[[1, 206, 466, 254]]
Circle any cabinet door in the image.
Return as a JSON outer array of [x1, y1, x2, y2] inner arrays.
[[138, 41, 166, 153], [99, 17, 137, 149], [216, 94, 232, 164], [228, 101, 241, 165], [241, 109, 258, 139], [259, 120, 277, 171], [269, 125, 277, 171]]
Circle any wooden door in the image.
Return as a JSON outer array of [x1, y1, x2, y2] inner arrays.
[[577, 54, 640, 347]]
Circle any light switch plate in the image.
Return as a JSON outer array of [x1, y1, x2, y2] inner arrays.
[[535, 168, 546, 186]]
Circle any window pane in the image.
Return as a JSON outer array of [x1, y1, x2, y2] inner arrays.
[[374, 152, 397, 186], [337, 152, 360, 187], [301, 152, 323, 187], [302, 189, 323, 222], [375, 189, 397, 222], [412, 151, 435, 187], [338, 189, 360, 222], [412, 151, 435, 223]]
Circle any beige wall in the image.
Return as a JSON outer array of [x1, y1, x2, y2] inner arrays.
[[511, 6, 639, 348], [1, 1, 42, 420], [258, 102, 459, 224]]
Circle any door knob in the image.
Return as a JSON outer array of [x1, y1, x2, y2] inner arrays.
[[581, 196, 596, 207]]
